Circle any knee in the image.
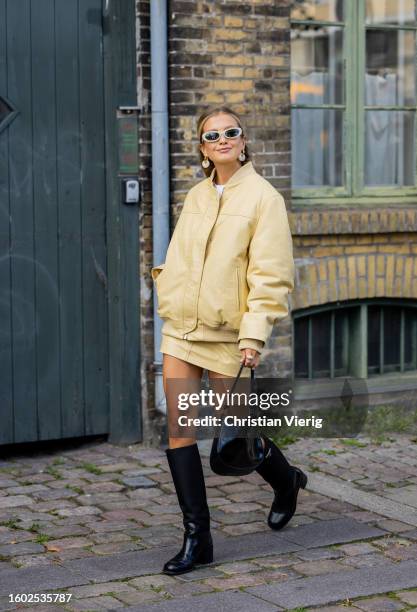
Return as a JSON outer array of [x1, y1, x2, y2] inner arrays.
[[168, 438, 196, 450]]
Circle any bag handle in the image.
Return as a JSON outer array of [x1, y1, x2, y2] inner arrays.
[[230, 362, 255, 395]]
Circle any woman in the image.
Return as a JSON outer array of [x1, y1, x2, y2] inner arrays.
[[151, 106, 307, 576]]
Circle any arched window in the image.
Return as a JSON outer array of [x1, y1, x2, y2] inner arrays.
[[294, 299, 417, 378]]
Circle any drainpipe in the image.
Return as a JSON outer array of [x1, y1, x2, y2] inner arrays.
[[150, 0, 169, 414]]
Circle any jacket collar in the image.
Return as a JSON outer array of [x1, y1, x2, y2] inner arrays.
[[208, 161, 257, 189]]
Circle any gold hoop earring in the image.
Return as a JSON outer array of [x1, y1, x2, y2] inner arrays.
[[238, 150, 246, 162], [202, 156, 210, 169]]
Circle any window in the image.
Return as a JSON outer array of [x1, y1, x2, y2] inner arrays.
[[290, 0, 417, 201], [294, 299, 417, 378]]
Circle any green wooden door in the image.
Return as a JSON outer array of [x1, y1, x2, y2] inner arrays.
[[0, 0, 139, 445]]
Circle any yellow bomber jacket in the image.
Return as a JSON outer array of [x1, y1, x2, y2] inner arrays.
[[151, 161, 295, 355]]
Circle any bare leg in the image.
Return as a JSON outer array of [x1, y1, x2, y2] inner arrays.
[[207, 369, 234, 399], [207, 370, 234, 381], [163, 353, 203, 449]]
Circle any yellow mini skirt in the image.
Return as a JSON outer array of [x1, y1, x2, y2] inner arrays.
[[160, 334, 252, 378]]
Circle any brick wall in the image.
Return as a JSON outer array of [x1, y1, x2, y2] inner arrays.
[[169, 0, 292, 211], [289, 210, 417, 309]]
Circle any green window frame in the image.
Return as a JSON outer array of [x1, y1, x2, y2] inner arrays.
[[290, 1, 417, 206], [293, 298, 417, 379]]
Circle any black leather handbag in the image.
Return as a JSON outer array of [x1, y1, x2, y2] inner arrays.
[[210, 363, 265, 476]]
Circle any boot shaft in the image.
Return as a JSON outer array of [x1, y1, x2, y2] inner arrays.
[[256, 436, 295, 491], [166, 443, 210, 534]]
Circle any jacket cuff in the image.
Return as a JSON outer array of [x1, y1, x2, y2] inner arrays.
[[238, 338, 264, 354]]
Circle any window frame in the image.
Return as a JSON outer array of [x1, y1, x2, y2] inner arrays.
[[290, 0, 417, 206]]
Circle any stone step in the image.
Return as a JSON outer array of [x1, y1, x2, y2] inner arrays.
[[309, 472, 417, 526], [111, 559, 417, 612], [275, 516, 384, 550], [75, 517, 382, 579], [247, 558, 417, 609], [0, 518, 384, 596], [0, 566, 85, 602]]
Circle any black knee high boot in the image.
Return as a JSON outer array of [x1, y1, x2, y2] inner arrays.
[[163, 443, 213, 575], [256, 436, 308, 531]]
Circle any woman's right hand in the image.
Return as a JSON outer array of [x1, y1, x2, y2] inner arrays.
[[239, 347, 260, 368]]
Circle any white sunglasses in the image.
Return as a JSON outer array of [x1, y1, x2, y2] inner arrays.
[[201, 126, 243, 143]]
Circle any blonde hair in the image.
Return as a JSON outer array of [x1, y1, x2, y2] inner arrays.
[[197, 106, 251, 178]]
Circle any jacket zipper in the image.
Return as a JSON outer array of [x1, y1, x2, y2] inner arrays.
[[235, 267, 240, 311]]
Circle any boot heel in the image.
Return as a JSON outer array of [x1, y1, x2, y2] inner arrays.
[[299, 471, 308, 489]]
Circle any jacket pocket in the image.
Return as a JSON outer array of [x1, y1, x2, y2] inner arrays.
[[152, 263, 181, 321]]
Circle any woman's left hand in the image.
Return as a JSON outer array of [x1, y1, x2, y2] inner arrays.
[[239, 348, 260, 369]]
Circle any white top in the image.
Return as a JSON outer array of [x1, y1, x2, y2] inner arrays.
[[215, 183, 225, 196]]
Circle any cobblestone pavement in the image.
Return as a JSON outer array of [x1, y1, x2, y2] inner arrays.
[[0, 434, 417, 611]]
